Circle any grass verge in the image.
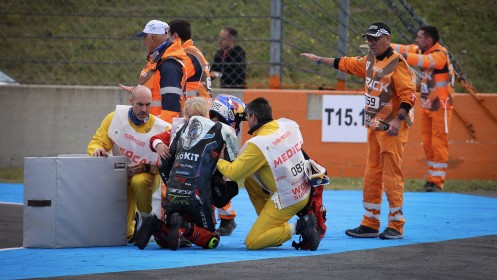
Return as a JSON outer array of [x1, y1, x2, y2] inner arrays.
[[330, 177, 497, 193], [0, 168, 24, 184]]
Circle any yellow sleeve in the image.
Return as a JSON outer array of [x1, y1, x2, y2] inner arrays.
[[87, 112, 115, 155], [338, 56, 367, 78], [217, 142, 267, 181]]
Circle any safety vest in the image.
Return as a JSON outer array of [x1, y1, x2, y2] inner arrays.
[[108, 105, 169, 165], [392, 42, 454, 111], [137, 39, 192, 117], [244, 118, 311, 209], [419, 43, 455, 110], [364, 51, 414, 130], [183, 39, 212, 100]]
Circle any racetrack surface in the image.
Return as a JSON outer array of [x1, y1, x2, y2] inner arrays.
[[1, 184, 496, 280]]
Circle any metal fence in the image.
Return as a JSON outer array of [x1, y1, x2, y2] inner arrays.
[[0, 0, 453, 90]]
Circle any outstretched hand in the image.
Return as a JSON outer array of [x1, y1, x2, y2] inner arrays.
[[118, 84, 134, 93], [300, 53, 320, 63]]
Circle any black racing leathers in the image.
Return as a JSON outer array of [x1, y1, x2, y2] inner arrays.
[[159, 116, 227, 231]]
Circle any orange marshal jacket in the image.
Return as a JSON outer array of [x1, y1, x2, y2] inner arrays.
[[183, 39, 211, 100], [138, 38, 195, 122], [336, 48, 416, 130], [392, 42, 454, 111]]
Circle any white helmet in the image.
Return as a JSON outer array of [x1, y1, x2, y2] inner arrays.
[[209, 94, 246, 135]]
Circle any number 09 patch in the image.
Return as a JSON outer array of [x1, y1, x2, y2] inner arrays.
[[365, 93, 380, 109]]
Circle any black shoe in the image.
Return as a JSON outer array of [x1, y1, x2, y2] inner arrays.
[[167, 213, 183, 251], [425, 182, 442, 192], [216, 219, 237, 236], [296, 214, 320, 251], [422, 181, 442, 192], [135, 213, 161, 250], [418, 181, 432, 192], [128, 211, 141, 244], [345, 225, 379, 238], [422, 181, 432, 189], [379, 227, 404, 239]]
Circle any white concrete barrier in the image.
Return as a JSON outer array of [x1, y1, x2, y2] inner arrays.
[[0, 85, 242, 167]]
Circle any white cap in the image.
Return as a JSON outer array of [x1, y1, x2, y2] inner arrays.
[[136, 20, 169, 37]]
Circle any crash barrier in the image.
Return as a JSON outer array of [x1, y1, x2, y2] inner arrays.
[[23, 155, 127, 248], [242, 90, 497, 180], [1, 85, 496, 179]]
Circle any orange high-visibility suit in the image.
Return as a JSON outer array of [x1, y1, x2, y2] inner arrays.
[[138, 38, 193, 123], [336, 47, 416, 234], [392, 42, 454, 189], [182, 39, 212, 102]]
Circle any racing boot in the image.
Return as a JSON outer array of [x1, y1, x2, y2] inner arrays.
[[179, 236, 193, 247], [205, 233, 220, 249], [135, 213, 162, 250], [296, 213, 320, 251], [167, 212, 183, 251], [183, 223, 220, 249], [128, 211, 141, 244]]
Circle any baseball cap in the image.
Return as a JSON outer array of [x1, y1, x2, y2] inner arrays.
[[362, 22, 391, 37], [136, 20, 169, 38]]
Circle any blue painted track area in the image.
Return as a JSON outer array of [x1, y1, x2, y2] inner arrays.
[[1, 183, 496, 279]]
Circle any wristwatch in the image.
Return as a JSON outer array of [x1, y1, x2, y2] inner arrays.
[[316, 57, 322, 65]]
